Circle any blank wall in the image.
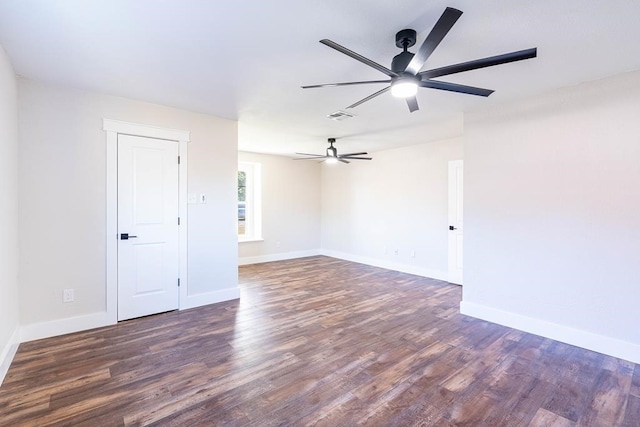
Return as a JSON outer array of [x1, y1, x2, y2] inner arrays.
[[462, 70, 640, 362], [0, 45, 19, 382], [321, 138, 463, 281]]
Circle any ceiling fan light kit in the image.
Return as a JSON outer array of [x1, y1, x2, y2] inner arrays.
[[302, 6, 537, 113], [391, 78, 419, 98]]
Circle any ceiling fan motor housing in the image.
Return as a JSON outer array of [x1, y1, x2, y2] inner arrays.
[[392, 51, 416, 74], [326, 138, 338, 157]]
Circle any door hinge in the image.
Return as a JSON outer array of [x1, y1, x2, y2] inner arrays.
[[178, 217, 181, 225], [178, 155, 181, 164], [178, 278, 180, 287]]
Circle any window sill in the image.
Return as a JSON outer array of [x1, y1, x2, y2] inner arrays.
[[238, 237, 264, 243]]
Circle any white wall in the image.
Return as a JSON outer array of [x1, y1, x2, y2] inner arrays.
[[18, 79, 239, 337], [321, 138, 463, 280], [462, 70, 640, 363], [0, 46, 20, 383], [238, 151, 321, 264]]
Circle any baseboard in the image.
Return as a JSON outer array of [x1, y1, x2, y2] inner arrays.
[[180, 287, 241, 310], [18, 287, 241, 344], [239, 249, 321, 266], [320, 249, 451, 283], [460, 301, 640, 364], [16, 286, 241, 346], [0, 326, 20, 386], [20, 311, 113, 344]]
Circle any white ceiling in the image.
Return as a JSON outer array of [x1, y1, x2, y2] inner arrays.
[[1, 0, 639, 156]]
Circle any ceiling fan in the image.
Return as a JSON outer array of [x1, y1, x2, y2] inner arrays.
[[302, 7, 537, 112], [294, 138, 372, 164]]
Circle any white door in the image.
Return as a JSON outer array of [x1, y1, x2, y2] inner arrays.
[[117, 134, 180, 321], [448, 160, 463, 285]]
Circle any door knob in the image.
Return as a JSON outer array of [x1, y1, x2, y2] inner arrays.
[[449, 225, 457, 231], [120, 233, 138, 240]]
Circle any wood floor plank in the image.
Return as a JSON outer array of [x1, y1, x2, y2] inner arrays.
[[1, 256, 639, 426], [578, 367, 632, 426], [623, 394, 640, 427], [528, 408, 575, 426], [631, 365, 640, 397]]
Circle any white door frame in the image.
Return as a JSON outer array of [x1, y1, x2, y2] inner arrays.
[[104, 119, 189, 324], [448, 159, 463, 285]]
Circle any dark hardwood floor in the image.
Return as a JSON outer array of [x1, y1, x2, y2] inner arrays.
[[1, 256, 639, 426]]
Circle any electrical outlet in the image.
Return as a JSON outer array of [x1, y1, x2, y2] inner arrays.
[[276, 241, 281, 248], [63, 289, 74, 303], [411, 250, 416, 258], [394, 249, 399, 256]]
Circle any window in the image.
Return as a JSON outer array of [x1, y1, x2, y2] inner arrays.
[[238, 162, 262, 241]]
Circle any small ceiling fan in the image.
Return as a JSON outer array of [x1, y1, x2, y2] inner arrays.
[[302, 7, 537, 112], [294, 138, 372, 164]]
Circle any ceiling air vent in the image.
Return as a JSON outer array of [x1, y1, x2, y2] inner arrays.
[[326, 110, 355, 121]]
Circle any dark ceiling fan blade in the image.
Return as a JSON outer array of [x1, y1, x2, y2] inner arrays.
[[406, 96, 419, 112], [340, 156, 372, 160], [338, 158, 350, 164], [405, 7, 463, 75], [419, 48, 537, 79], [339, 152, 368, 157], [294, 154, 328, 160], [346, 86, 390, 109], [320, 39, 398, 78], [295, 152, 327, 157], [302, 80, 391, 89], [420, 80, 494, 97]]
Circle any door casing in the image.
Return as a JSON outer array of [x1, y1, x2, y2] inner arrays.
[[448, 159, 463, 285], [104, 119, 189, 324]]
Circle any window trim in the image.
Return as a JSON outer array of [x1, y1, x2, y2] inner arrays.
[[238, 161, 262, 242]]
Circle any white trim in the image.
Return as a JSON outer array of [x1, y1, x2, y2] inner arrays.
[[238, 238, 265, 243], [178, 136, 189, 310], [104, 119, 190, 321], [20, 311, 112, 343], [237, 161, 262, 241], [0, 326, 20, 386], [239, 249, 321, 266], [320, 249, 451, 283], [103, 119, 190, 142], [105, 129, 118, 324], [180, 288, 241, 310], [447, 159, 464, 285], [460, 301, 640, 364]]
